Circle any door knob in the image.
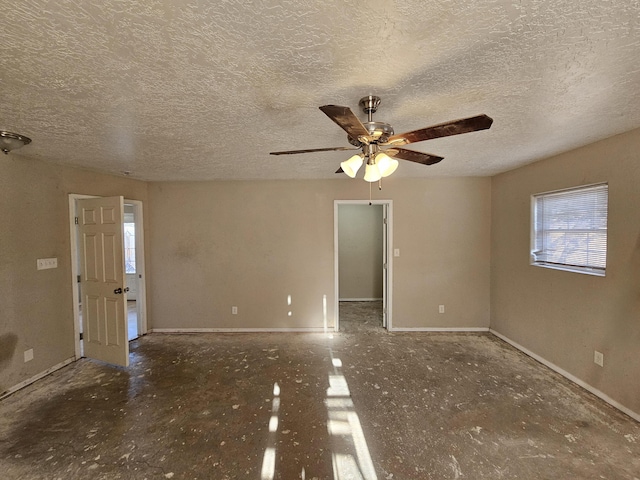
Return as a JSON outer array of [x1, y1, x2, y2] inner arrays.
[[124, 287, 130, 293], [114, 287, 122, 294]]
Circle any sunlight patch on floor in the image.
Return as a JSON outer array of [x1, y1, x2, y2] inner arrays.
[[261, 382, 281, 480], [326, 350, 378, 480]]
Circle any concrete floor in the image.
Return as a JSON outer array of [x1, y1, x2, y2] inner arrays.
[[1, 302, 639, 479], [79, 301, 138, 342]]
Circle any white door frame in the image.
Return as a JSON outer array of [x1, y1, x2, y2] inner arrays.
[[334, 199, 393, 332], [126, 200, 148, 340], [68, 194, 148, 360]]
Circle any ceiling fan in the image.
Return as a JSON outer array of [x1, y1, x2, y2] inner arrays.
[[270, 95, 493, 182]]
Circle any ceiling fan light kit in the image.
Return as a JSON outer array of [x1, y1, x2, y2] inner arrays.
[[341, 153, 364, 178], [270, 95, 493, 185], [374, 152, 399, 178], [364, 162, 382, 183], [0, 130, 32, 155]]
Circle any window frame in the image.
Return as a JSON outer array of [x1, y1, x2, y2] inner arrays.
[[530, 183, 608, 277], [123, 222, 136, 274]]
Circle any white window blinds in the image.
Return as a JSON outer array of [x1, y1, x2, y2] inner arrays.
[[532, 184, 608, 275]]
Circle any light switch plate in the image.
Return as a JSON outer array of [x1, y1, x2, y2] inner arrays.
[[37, 258, 58, 270]]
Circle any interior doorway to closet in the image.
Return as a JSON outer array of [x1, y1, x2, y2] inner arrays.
[[334, 200, 393, 332]]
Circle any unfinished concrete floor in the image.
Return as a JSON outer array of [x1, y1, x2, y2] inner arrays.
[[1, 302, 639, 479]]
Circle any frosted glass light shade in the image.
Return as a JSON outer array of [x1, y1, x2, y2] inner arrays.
[[376, 152, 399, 177], [364, 163, 382, 182], [0, 131, 31, 155], [340, 154, 364, 178]]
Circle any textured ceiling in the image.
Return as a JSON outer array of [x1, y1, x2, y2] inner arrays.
[[2, 0, 639, 181]]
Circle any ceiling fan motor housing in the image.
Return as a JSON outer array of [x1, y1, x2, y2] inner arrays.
[[347, 121, 394, 146]]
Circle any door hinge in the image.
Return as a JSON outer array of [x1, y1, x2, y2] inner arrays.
[[77, 275, 81, 283], [74, 216, 79, 225], [79, 332, 84, 340]]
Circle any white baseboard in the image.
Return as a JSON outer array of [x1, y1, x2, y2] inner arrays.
[[390, 327, 490, 333], [490, 329, 639, 423], [0, 356, 75, 401], [339, 298, 383, 302], [150, 327, 330, 333]]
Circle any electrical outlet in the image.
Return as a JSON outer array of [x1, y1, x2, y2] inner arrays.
[[594, 350, 604, 367], [24, 349, 34, 362], [438, 305, 445, 314], [232, 306, 238, 315], [394, 248, 400, 257], [37, 258, 58, 270]]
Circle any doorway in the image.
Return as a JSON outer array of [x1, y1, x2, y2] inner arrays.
[[68, 195, 148, 361], [123, 202, 143, 341], [334, 200, 393, 332]]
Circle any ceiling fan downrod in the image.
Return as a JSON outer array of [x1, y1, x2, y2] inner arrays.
[[359, 95, 381, 122], [347, 96, 394, 146]]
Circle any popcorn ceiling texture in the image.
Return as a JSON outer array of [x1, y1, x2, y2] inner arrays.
[[1, 0, 639, 181]]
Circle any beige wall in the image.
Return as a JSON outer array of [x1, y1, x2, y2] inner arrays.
[[4, 130, 636, 418], [147, 177, 491, 330], [0, 154, 148, 396], [491, 128, 640, 415], [338, 204, 384, 300]]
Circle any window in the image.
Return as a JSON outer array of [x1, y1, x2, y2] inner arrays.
[[124, 222, 136, 274], [531, 183, 608, 276]]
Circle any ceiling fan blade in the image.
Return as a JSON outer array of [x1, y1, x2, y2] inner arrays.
[[270, 146, 359, 155], [319, 105, 370, 140], [385, 114, 493, 146], [386, 148, 444, 166]]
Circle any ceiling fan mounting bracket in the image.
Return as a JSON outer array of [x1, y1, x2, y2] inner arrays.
[[359, 95, 381, 116]]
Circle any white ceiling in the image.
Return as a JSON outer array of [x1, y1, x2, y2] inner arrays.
[[2, 0, 640, 181]]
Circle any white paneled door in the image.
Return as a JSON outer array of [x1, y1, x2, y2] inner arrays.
[[78, 196, 129, 367]]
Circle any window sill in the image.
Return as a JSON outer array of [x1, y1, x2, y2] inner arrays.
[[530, 262, 606, 277]]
